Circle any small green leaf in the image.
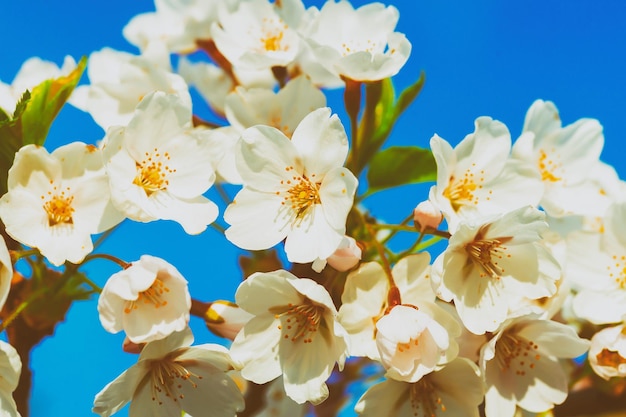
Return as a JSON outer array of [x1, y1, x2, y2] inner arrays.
[[393, 71, 425, 120], [20, 56, 86, 146], [367, 146, 437, 193]]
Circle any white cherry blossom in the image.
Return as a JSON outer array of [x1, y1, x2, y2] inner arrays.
[[567, 201, 626, 324], [299, 0, 411, 82], [512, 99, 605, 217], [355, 358, 483, 417], [588, 323, 626, 380], [102, 91, 219, 234], [229, 270, 350, 405], [224, 107, 358, 263], [431, 206, 560, 334], [211, 0, 302, 71], [0, 341, 21, 417], [376, 304, 460, 383], [481, 317, 590, 417], [97, 255, 191, 343], [429, 116, 543, 232], [70, 48, 191, 130], [0, 143, 123, 266], [92, 328, 244, 417], [338, 253, 438, 360]]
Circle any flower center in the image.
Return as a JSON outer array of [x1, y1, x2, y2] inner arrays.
[[408, 377, 447, 415], [607, 254, 626, 289], [271, 300, 324, 344], [495, 331, 541, 377], [124, 277, 170, 314], [465, 227, 512, 279], [538, 148, 562, 183], [42, 186, 75, 226], [149, 354, 202, 405], [259, 18, 288, 52], [596, 348, 626, 368], [442, 167, 485, 212], [133, 149, 175, 196], [280, 167, 321, 223]]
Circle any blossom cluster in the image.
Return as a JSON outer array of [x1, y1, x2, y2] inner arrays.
[[0, 0, 624, 417]]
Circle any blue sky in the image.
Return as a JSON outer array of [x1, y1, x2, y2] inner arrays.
[[2, 1, 626, 416]]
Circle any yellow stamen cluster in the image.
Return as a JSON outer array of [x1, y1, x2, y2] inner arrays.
[[271, 300, 324, 344], [42, 184, 75, 226], [259, 17, 288, 52], [409, 377, 446, 417], [279, 166, 321, 223], [124, 277, 170, 314], [538, 148, 562, 183], [465, 226, 512, 279], [607, 254, 626, 289], [149, 356, 203, 405], [442, 165, 486, 212], [133, 148, 176, 196], [496, 331, 541, 377]]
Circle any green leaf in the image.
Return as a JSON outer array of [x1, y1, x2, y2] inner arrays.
[[366, 146, 437, 193], [393, 70, 425, 120], [0, 57, 86, 196], [20, 56, 86, 146]]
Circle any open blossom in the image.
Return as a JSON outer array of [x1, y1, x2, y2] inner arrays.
[[432, 206, 560, 334], [0, 143, 123, 266], [566, 201, 626, 324], [229, 270, 350, 405], [481, 317, 590, 417], [299, 1, 411, 83], [0, 55, 75, 115], [102, 91, 219, 234], [224, 107, 358, 263], [588, 323, 626, 380], [123, 0, 237, 54], [70, 47, 191, 130], [93, 328, 244, 417], [338, 253, 440, 360], [429, 116, 542, 232], [211, 0, 302, 70], [376, 304, 460, 383], [355, 358, 484, 417], [512, 99, 605, 217], [0, 341, 21, 417], [98, 255, 191, 343]]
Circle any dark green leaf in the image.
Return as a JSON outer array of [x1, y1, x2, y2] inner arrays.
[[367, 146, 437, 193]]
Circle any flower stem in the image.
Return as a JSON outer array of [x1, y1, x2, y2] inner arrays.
[[81, 253, 130, 269], [10, 248, 40, 263]]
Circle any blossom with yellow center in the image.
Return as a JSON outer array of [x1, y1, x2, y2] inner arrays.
[[229, 270, 350, 405], [481, 317, 590, 417], [513, 99, 605, 217], [224, 107, 358, 264], [432, 206, 560, 334], [0, 143, 123, 266], [300, 1, 412, 83], [93, 328, 244, 417], [429, 116, 543, 233], [98, 255, 191, 344], [567, 201, 626, 324], [103, 91, 219, 235], [210, 0, 301, 71], [355, 358, 484, 417]]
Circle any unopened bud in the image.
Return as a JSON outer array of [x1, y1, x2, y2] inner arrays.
[[313, 236, 362, 272], [205, 300, 253, 340], [413, 200, 443, 232], [122, 337, 145, 354]]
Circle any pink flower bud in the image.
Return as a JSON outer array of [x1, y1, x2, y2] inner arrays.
[[413, 200, 443, 232], [326, 236, 362, 272], [205, 300, 253, 340]]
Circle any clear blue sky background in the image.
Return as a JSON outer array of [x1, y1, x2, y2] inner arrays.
[[1, 1, 626, 416]]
